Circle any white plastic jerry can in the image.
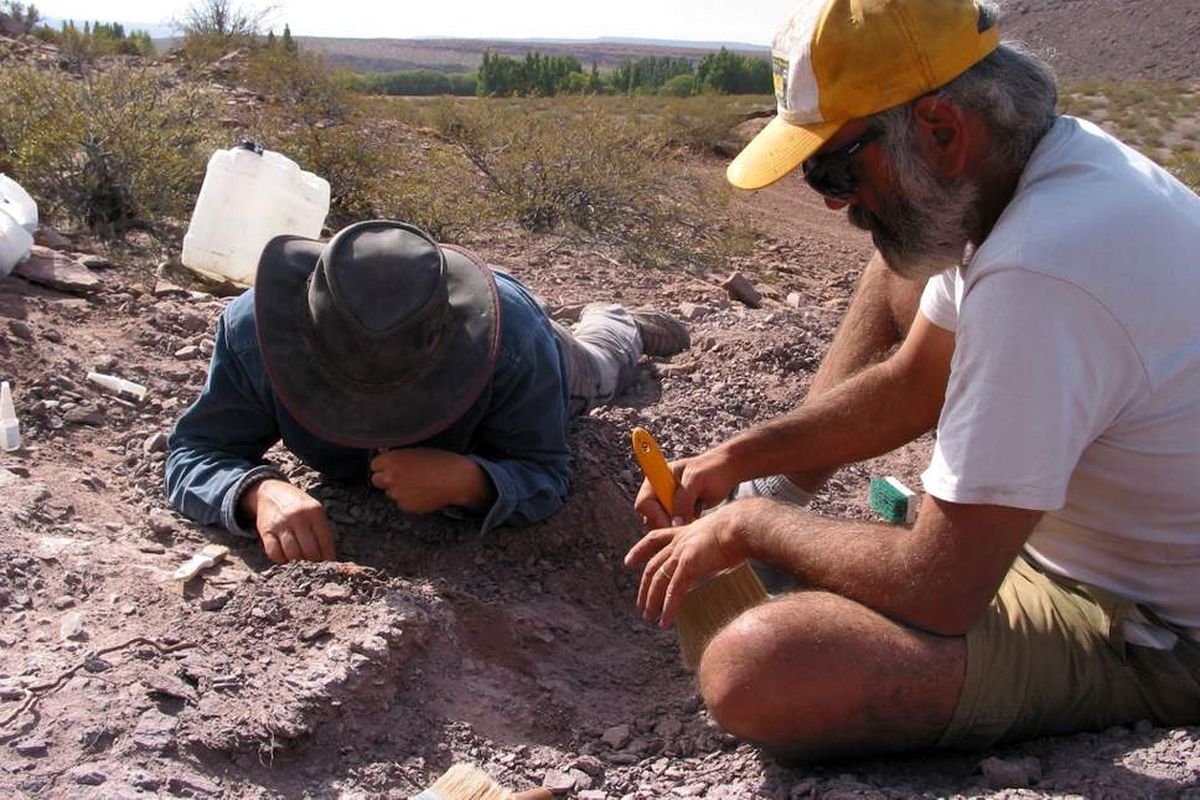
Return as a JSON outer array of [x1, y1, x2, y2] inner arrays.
[[181, 142, 330, 287]]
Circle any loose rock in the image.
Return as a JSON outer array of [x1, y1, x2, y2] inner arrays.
[[14, 247, 102, 294], [602, 724, 631, 749], [60, 611, 87, 641], [15, 739, 49, 757], [721, 273, 762, 308], [980, 755, 1042, 789]]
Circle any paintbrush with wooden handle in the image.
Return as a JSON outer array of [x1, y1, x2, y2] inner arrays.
[[413, 762, 552, 800]]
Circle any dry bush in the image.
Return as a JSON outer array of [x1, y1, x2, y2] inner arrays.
[[238, 47, 373, 226], [406, 96, 750, 271], [653, 94, 770, 155], [240, 47, 354, 123], [174, 0, 269, 65], [238, 52, 487, 239], [1167, 151, 1200, 193], [0, 64, 223, 236]]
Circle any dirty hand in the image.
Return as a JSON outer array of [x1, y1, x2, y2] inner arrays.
[[634, 447, 742, 529], [624, 502, 749, 628], [243, 479, 336, 564], [370, 448, 495, 515]]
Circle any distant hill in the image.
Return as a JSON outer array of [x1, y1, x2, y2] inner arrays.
[[995, 0, 1199, 83], [143, 0, 1199, 83]]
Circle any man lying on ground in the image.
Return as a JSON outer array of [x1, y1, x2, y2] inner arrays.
[[165, 219, 688, 563], [627, 0, 1200, 760]]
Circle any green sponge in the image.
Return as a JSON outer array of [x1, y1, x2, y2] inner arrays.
[[869, 476, 918, 525]]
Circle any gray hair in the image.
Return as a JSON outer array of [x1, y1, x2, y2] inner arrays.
[[871, 13, 1059, 172]]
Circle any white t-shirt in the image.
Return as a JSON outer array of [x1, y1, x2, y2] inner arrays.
[[919, 116, 1200, 644]]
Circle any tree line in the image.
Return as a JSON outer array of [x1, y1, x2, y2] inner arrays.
[[353, 48, 772, 98], [53, 20, 155, 56], [1, 1, 154, 56], [348, 69, 478, 97]]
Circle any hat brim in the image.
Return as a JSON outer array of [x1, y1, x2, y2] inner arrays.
[[254, 234, 500, 449], [726, 117, 844, 190]]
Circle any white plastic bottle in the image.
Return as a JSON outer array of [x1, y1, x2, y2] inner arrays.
[[86, 372, 147, 403], [1, 381, 20, 451], [181, 142, 330, 287]]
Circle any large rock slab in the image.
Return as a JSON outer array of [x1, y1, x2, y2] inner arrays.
[[13, 246, 101, 294]]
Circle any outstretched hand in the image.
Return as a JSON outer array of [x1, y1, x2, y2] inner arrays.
[[624, 502, 749, 628], [633, 449, 743, 529], [244, 479, 337, 564]]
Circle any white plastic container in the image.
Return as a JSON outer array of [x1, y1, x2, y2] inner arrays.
[[0, 174, 38, 233], [0, 174, 37, 276], [181, 142, 330, 287], [0, 209, 33, 277], [1, 380, 19, 452]]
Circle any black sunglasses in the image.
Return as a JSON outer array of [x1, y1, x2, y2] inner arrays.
[[802, 127, 882, 201]]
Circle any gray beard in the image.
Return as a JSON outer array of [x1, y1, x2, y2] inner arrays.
[[847, 162, 980, 282]]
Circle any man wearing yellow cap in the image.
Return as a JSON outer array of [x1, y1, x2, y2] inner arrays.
[[626, 0, 1200, 758]]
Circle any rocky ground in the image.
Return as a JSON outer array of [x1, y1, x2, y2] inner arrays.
[[0, 162, 1198, 799]]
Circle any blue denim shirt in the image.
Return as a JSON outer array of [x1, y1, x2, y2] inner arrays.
[[164, 271, 572, 537]]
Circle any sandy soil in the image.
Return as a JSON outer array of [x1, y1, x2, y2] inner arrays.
[[1, 153, 1198, 800]]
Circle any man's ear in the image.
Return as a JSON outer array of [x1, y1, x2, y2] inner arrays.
[[912, 95, 970, 178]]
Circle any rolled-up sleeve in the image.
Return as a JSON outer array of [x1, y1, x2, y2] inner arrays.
[[461, 320, 572, 534], [164, 299, 285, 537]]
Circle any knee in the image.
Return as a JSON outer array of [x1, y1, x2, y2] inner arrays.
[[696, 597, 825, 746], [697, 612, 772, 741]]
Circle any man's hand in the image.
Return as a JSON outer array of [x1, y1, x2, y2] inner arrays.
[[624, 501, 755, 628], [370, 448, 496, 515], [241, 479, 336, 564], [634, 447, 743, 529]]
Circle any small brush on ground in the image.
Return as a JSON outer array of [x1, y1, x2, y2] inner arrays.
[[413, 763, 551, 800], [868, 476, 919, 524], [172, 543, 229, 582], [632, 427, 768, 670]]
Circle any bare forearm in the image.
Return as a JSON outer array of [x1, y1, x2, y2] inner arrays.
[[720, 357, 940, 484], [733, 497, 1037, 635], [450, 457, 497, 511], [735, 499, 929, 623]]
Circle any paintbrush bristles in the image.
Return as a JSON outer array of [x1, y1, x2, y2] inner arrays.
[[676, 561, 768, 669], [419, 763, 512, 800]]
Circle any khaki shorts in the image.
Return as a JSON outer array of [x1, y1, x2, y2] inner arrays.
[[937, 556, 1200, 750]]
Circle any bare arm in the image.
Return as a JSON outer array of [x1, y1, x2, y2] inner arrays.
[[740, 497, 1040, 634], [643, 312, 954, 524], [628, 495, 1042, 636], [721, 311, 954, 480]]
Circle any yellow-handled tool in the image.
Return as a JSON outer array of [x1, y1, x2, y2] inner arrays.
[[631, 427, 676, 516]]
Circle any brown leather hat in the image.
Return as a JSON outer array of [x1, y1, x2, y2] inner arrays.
[[254, 220, 500, 448]]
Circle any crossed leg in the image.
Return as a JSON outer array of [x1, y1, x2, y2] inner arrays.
[[698, 590, 965, 761]]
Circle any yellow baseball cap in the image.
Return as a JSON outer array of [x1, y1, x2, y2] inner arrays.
[[727, 0, 1000, 190]]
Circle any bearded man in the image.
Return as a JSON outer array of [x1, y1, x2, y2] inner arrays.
[[626, 0, 1200, 759]]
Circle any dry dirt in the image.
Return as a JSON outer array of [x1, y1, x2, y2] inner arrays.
[[1, 157, 1198, 799]]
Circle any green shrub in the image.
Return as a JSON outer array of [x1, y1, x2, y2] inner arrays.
[[0, 64, 222, 236], [660, 75, 696, 98]]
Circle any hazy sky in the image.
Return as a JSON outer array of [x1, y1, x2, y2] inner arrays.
[[39, 0, 800, 44]]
